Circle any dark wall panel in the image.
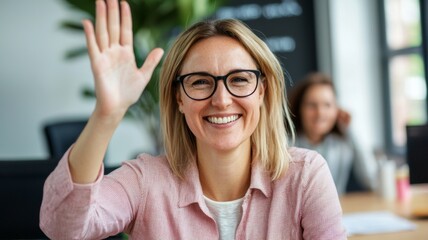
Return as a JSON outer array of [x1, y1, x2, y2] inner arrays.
[[215, 0, 317, 87]]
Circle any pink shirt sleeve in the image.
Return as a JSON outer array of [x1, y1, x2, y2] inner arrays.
[[39, 148, 141, 240], [300, 152, 347, 239]]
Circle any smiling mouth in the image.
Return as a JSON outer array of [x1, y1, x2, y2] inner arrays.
[[206, 115, 240, 124]]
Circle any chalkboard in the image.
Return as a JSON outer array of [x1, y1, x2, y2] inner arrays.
[[215, 0, 317, 87]]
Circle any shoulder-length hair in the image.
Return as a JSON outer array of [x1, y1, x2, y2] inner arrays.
[[288, 72, 344, 136], [159, 19, 294, 180]]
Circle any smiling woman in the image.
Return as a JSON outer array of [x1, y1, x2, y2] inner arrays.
[[173, 35, 263, 162], [289, 72, 378, 195], [39, 1, 346, 239]]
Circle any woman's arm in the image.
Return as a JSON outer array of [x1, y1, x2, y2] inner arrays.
[[69, 0, 163, 184], [40, 0, 163, 238]]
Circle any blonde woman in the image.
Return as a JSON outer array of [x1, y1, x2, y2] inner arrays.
[[40, 0, 346, 239]]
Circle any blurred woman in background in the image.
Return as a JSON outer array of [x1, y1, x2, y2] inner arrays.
[[289, 72, 377, 194]]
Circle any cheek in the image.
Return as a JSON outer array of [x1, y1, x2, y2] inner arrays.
[[324, 108, 338, 122], [302, 107, 316, 121]]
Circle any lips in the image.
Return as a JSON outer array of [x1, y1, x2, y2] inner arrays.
[[206, 115, 240, 124]]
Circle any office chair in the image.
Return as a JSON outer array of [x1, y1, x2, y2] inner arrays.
[[43, 119, 87, 161], [406, 124, 428, 184], [0, 160, 56, 238], [345, 166, 366, 192]]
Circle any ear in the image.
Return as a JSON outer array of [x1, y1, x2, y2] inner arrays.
[[176, 89, 184, 111], [258, 78, 266, 106]]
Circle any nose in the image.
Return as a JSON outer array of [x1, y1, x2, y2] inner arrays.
[[211, 81, 232, 109], [314, 105, 324, 117]]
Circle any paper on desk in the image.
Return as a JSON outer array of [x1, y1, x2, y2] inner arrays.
[[343, 211, 417, 236]]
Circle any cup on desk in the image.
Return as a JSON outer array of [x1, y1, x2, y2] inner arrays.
[[378, 159, 396, 200], [378, 159, 411, 202], [396, 164, 410, 202]]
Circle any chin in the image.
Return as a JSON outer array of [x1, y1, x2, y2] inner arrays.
[[211, 138, 246, 152]]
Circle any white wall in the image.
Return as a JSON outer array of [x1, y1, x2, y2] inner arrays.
[[0, 0, 155, 165], [315, 0, 385, 153]]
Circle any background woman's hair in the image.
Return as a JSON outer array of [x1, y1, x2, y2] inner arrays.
[[159, 19, 295, 180], [288, 72, 344, 137]]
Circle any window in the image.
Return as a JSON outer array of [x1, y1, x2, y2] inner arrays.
[[381, 0, 428, 153]]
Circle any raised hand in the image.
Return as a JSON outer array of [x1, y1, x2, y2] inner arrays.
[[69, 0, 163, 184], [337, 108, 351, 132], [82, 0, 164, 119]]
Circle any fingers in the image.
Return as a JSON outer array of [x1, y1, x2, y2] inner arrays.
[[120, 1, 133, 46], [95, 0, 130, 51], [95, 0, 109, 50], [82, 20, 100, 59], [107, 0, 120, 45], [139, 48, 165, 78]]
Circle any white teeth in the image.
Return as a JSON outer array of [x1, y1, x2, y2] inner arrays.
[[207, 115, 239, 124]]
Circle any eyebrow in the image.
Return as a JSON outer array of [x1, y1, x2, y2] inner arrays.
[[180, 68, 258, 76]]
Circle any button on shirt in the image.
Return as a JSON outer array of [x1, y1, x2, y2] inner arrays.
[[40, 147, 347, 240]]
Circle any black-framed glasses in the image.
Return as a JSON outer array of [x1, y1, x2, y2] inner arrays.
[[176, 69, 262, 101]]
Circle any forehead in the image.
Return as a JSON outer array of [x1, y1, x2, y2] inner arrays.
[[304, 84, 336, 100], [180, 36, 257, 74]]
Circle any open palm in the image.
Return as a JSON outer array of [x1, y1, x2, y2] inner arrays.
[[82, 0, 163, 118]]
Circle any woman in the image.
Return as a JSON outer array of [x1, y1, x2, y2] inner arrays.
[[289, 72, 377, 195], [40, 1, 346, 239]]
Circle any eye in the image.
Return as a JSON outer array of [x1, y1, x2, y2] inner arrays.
[[304, 102, 317, 109], [232, 77, 249, 82], [193, 79, 210, 85], [185, 76, 214, 89], [229, 76, 251, 87]]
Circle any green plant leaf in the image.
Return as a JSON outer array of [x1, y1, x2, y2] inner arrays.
[[65, 46, 88, 60], [60, 21, 84, 32], [62, 0, 95, 19]]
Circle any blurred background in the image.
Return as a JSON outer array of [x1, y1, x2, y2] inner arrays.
[[2, 0, 426, 163], [0, 0, 427, 238]]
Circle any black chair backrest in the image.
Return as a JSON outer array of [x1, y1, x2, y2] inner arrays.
[[0, 159, 56, 239], [346, 166, 366, 192], [44, 120, 87, 161], [406, 124, 428, 184]]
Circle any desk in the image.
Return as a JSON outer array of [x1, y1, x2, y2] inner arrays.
[[340, 184, 428, 239]]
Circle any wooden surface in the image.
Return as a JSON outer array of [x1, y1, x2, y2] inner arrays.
[[340, 184, 428, 239]]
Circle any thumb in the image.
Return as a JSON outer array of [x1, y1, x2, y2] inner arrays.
[[139, 48, 164, 78]]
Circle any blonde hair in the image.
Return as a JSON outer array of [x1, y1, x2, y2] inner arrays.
[[159, 19, 294, 180]]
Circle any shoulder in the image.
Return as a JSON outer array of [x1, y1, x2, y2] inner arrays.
[[126, 153, 172, 172], [325, 133, 353, 146], [288, 146, 325, 166], [278, 147, 331, 187], [136, 153, 171, 169], [118, 154, 177, 183]]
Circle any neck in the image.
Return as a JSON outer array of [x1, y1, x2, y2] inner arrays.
[[197, 142, 251, 201], [305, 132, 324, 145]]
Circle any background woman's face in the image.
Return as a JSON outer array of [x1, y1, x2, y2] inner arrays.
[[300, 84, 338, 139]]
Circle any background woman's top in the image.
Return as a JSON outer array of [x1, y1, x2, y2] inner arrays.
[[296, 133, 377, 194]]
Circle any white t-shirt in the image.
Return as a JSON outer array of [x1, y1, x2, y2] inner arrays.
[[204, 196, 244, 240]]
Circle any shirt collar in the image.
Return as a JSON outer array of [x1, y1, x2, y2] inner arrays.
[[178, 157, 272, 208], [178, 159, 203, 208], [248, 160, 272, 198]]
